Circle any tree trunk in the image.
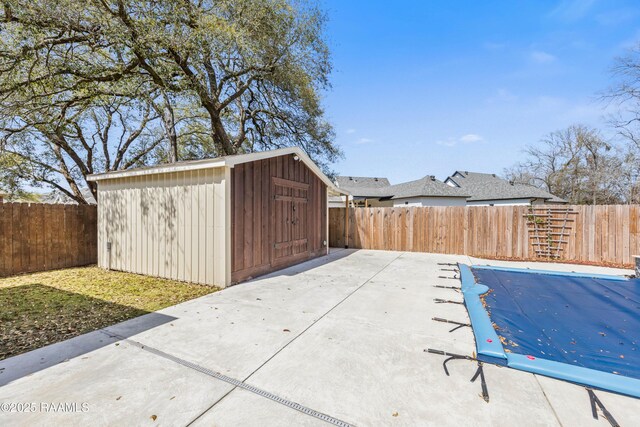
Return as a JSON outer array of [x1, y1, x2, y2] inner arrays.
[[211, 113, 236, 155], [88, 180, 98, 204], [160, 93, 178, 163]]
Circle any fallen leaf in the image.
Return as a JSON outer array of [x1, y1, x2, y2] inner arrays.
[[283, 329, 290, 332], [392, 412, 399, 417], [116, 396, 122, 401], [151, 415, 157, 421]]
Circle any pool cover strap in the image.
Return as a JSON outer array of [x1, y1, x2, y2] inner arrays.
[[432, 317, 470, 333], [470, 362, 490, 402], [587, 389, 620, 427], [425, 349, 490, 402]]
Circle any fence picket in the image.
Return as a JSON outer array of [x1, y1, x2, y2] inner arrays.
[[0, 203, 97, 277], [329, 205, 640, 267]]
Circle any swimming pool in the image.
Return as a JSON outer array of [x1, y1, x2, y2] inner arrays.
[[460, 264, 640, 398]]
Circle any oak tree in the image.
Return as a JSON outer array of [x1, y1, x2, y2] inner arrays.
[[0, 0, 339, 202]]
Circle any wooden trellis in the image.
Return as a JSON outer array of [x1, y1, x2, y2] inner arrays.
[[524, 206, 577, 259]]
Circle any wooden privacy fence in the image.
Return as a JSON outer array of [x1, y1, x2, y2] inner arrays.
[[0, 203, 97, 277], [329, 205, 640, 267]]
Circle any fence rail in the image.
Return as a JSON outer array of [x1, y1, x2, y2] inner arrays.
[[329, 205, 640, 267], [0, 203, 97, 277]]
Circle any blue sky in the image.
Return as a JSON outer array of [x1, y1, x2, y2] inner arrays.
[[322, 0, 640, 183]]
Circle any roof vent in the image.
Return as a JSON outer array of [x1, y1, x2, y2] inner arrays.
[[430, 175, 436, 181], [464, 171, 468, 174], [374, 178, 378, 181], [349, 177, 353, 180], [509, 180, 515, 186], [492, 174, 496, 177]]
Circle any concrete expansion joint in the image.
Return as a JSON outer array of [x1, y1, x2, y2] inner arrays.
[[97, 252, 404, 427], [98, 329, 354, 427]]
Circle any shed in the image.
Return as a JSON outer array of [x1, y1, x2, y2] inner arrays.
[[87, 147, 345, 287]]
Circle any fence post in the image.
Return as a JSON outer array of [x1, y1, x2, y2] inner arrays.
[[344, 198, 349, 248]]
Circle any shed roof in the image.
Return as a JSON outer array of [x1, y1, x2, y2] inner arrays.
[[87, 147, 347, 195], [446, 171, 566, 202]]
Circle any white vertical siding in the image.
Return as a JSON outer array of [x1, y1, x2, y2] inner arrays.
[[205, 168, 216, 284], [392, 197, 467, 207], [97, 167, 228, 286], [466, 198, 533, 206]]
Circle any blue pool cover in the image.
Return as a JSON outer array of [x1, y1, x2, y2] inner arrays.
[[459, 264, 640, 398]]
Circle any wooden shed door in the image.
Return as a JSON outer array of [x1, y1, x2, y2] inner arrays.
[[272, 177, 309, 266]]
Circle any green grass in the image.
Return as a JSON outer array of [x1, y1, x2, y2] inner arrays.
[[0, 266, 219, 360]]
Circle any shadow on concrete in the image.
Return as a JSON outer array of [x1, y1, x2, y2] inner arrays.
[[0, 284, 175, 386], [246, 248, 359, 282]]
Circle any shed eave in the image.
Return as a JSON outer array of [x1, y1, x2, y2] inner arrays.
[[87, 146, 348, 196], [87, 158, 227, 181]]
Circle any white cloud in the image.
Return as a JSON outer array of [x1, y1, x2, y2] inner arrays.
[[486, 89, 518, 104], [536, 95, 565, 109], [355, 137, 373, 144], [346, 128, 356, 134], [530, 50, 556, 64], [549, 0, 597, 22], [596, 8, 639, 26], [436, 138, 457, 147], [459, 134, 483, 143], [437, 134, 484, 147], [483, 42, 506, 51], [618, 29, 640, 50]]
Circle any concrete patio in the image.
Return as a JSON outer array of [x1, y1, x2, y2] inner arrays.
[[0, 249, 638, 426]]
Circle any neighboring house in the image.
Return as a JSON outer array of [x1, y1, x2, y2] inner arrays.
[[444, 171, 566, 206], [332, 175, 468, 207], [42, 187, 97, 205], [330, 176, 391, 208], [381, 175, 468, 206]]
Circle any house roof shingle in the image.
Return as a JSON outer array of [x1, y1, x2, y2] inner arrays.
[[446, 171, 566, 203], [41, 187, 97, 204], [335, 175, 468, 199], [334, 176, 392, 197], [384, 176, 469, 199]]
